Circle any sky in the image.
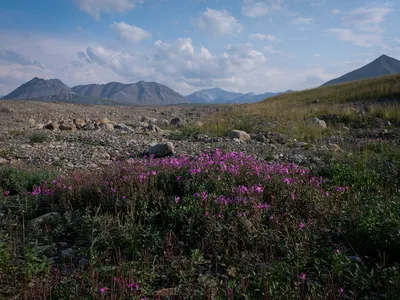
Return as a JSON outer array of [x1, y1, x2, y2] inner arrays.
[[0, 0, 399, 96]]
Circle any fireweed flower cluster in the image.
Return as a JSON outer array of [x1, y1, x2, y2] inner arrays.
[[25, 150, 349, 224]]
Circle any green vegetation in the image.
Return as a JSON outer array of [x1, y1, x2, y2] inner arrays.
[[1, 75, 400, 299], [195, 74, 400, 140], [29, 133, 48, 144]]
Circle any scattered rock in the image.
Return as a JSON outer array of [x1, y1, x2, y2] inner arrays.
[[44, 123, 59, 130], [194, 121, 203, 127], [347, 255, 362, 263], [91, 152, 111, 160], [0, 104, 14, 113], [149, 142, 175, 158], [99, 123, 114, 131], [79, 257, 90, 267], [148, 118, 158, 125], [170, 117, 183, 127], [158, 119, 170, 128], [328, 143, 342, 152], [98, 118, 110, 124], [293, 141, 308, 149], [61, 248, 74, 259], [228, 130, 250, 141], [0, 158, 7, 165], [29, 212, 62, 230], [255, 134, 266, 143], [312, 117, 327, 129], [147, 124, 163, 133], [73, 118, 86, 128], [59, 123, 77, 131], [28, 118, 36, 125]]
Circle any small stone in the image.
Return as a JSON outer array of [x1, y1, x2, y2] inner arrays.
[[61, 248, 74, 259], [73, 118, 86, 128], [79, 258, 89, 267], [312, 117, 327, 129], [91, 152, 111, 160], [98, 118, 110, 124], [347, 255, 362, 263], [99, 123, 114, 131], [328, 143, 342, 152], [29, 212, 62, 229], [293, 141, 308, 148], [170, 117, 183, 127], [255, 134, 266, 142], [148, 118, 158, 125], [28, 118, 36, 125], [44, 123, 59, 130], [0, 158, 7, 165], [149, 142, 175, 158], [147, 124, 163, 133], [228, 130, 250, 141]]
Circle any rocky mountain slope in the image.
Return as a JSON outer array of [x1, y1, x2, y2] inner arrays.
[[186, 87, 291, 104], [2, 78, 189, 106], [322, 54, 400, 86], [72, 81, 188, 105]]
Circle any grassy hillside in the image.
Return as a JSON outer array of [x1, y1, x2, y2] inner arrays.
[[197, 74, 400, 140], [262, 73, 400, 105]]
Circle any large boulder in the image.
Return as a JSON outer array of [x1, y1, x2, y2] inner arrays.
[[228, 130, 250, 141], [149, 142, 175, 158]]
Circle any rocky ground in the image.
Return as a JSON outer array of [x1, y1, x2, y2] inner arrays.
[[0, 100, 399, 174]]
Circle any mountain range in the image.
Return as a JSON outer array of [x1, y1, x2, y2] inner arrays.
[[1, 77, 189, 106], [322, 54, 400, 86], [185, 88, 292, 104], [2, 54, 400, 105]]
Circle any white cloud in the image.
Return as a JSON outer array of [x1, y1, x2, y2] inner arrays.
[[0, 31, 338, 96], [248, 33, 276, 41], [85, 46, 154, 79], [74, 0, 143, 20], [331, 9, 340, 15], [327, 28, 381, 47], [110, 21, 151, 42], [0, 48, 45, 68], [289, 17, 313, 25], [195, 8, 243, 37], [242, 0, 283, 17], [342, 6, 393, 26], [263, 46, 288, 56]]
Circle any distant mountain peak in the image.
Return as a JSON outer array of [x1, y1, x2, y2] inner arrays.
[[322, 54, 400, 86], [186, 87, 285, 104]]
